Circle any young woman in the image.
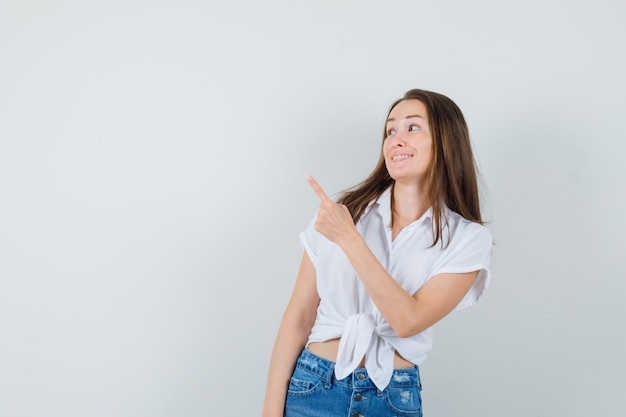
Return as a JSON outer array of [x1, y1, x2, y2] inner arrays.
[[263, 89, 492, 417]]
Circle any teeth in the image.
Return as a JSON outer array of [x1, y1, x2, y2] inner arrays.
[[392, 155, 412, 160]]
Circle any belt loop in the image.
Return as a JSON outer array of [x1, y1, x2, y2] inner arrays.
[[323, 363, 334, 389]]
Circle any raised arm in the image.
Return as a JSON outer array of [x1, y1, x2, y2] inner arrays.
[[338, 235, 477, 337], [305, 175, 477, 338], [262, 252, 320, 417]]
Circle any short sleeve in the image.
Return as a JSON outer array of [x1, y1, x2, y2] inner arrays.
[[429, 222, 492, 311], [299, 215, 322, 267]]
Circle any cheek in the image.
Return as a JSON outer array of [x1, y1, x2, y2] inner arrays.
[[419, 139, 433, 156], [417, 142, 433, 166], [382, 142, 393, 158]]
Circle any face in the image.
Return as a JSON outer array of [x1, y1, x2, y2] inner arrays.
[[383, 99, 433, 185]]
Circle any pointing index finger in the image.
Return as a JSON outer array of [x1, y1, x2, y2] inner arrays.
[[305, 174, 333, 203]]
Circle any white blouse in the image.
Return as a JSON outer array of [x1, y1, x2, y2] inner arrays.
[[300, 186, 492, 390]]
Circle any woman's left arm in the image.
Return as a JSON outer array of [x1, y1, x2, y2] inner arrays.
[[307, 175, 478, 338]]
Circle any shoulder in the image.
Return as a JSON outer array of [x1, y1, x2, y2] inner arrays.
[[445, 208, 490, 236], [444, 209, 492, 249]]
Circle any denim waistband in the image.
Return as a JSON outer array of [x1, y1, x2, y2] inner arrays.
[[296, 348, 421, 390]]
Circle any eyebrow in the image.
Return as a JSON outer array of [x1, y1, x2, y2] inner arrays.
[[386, 114, 426, 123]]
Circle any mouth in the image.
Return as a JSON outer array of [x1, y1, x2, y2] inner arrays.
[[391, 154, 413, 162]]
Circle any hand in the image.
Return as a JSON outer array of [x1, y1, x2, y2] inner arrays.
[[306, 175, 356, 245]]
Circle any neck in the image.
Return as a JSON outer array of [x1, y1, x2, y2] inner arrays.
[[392, 181, 431, 226]]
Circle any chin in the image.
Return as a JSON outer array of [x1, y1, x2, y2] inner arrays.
[[391, 174, 424, 185]]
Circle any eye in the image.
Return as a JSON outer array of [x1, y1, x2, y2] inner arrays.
[[386, 128, 396, 136], [408, 124, 420, 132]]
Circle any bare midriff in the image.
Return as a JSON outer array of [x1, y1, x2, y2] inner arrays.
[[308, 338, 415, 369]]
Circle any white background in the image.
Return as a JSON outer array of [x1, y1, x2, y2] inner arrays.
[[1, 1, 625, 416]]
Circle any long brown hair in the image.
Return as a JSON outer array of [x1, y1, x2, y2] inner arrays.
[[337, 89, 483, 248]]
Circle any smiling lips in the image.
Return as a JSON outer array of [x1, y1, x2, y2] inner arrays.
[[391, 154, 413, 162]]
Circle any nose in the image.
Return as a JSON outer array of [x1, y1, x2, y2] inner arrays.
[[390, 133, 406, 147]]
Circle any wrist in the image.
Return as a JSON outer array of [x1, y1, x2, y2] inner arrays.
[[337, 226, 361, 250]]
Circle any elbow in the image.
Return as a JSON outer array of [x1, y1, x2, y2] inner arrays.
[[391, 314, 432, 338], [395, 328, 418, 339], [282, 310, 317, 335], [395, 328, 412, 339], [392, 322, 423, 339]]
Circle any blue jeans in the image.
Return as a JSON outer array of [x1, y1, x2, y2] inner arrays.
[[285, 349, 423, 417]]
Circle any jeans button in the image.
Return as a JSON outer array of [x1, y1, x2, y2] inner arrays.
[[354, 393, 363, 401], [352, 413, 359, 417], [357, 373, 366, 381]]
